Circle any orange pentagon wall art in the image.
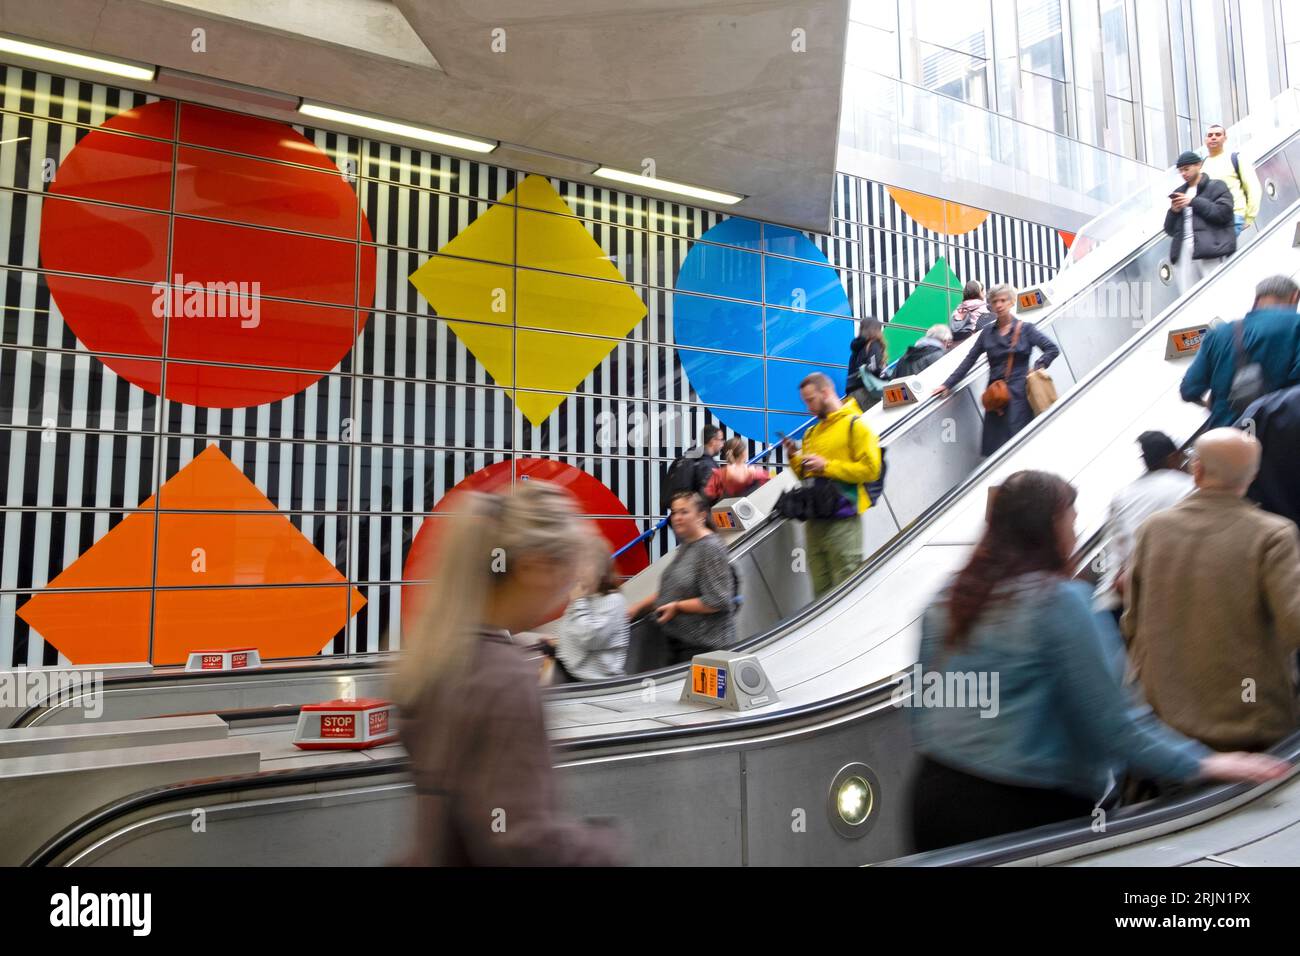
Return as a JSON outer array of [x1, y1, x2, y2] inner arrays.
[[886, 186, 991, 235], [17, 445, 366, 665]]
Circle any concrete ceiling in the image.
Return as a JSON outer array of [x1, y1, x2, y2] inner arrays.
[[0, 0, 850, 231]]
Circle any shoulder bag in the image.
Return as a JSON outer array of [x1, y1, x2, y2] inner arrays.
[[981, 321, 1020, 415], [1228, 319, 1265, 416]]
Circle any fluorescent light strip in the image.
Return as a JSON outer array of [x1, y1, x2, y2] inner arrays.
[[593, 167, 743, 204], [298, 102, 496, 154], [0, 35, 155, 82]]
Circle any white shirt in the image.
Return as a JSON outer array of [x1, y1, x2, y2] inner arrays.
[[1182, 183, 1197, 248], [1093, 469, 1196, 611]]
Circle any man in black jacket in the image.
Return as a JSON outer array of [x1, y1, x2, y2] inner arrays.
[[1165, 150, 1237, 294], [660, 425, 723, 512]]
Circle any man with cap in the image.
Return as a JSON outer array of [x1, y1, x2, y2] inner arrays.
[[1092, 431, 1194, 625], [1164, 150, 1237, 295]]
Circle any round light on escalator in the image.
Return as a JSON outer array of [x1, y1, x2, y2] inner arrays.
[[827, 762, 882, 838], [1158, 261, 1173, 285], [1266, 179, 1277, 199], [837, 777, 872, 825]]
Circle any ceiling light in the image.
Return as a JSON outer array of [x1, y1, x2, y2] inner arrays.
[[593, 167, 743, 204], [0, 35, 155, 82], [298, 102, 496, 154]]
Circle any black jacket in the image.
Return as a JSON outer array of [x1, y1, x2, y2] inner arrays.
[[848, 337, 885, 385], [1241, 384, 1300, 529], [1164, 174, 1237, 263], [661, 444, 719, 511], [890, 336, 947, 378]]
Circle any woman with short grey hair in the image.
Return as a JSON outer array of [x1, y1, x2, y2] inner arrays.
[[933, 284, 1060, 456], [890, 324, 954, 378]]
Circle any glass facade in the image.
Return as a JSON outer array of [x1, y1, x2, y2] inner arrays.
[[0, 62, 1066, 669], [851, 0, 1299, 166]]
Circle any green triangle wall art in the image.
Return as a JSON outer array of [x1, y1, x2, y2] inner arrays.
[[891, 257, 963, 331]]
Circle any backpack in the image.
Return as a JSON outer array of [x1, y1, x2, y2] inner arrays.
[[1228, 320, 1265, 416], [866, 446, 888, 507], [661, 452, 705, 512], [773, 417, 887, 519], [1231, 152, 1249, 206]]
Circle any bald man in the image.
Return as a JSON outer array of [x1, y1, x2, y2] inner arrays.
[[1122, 429, 1300, 752]]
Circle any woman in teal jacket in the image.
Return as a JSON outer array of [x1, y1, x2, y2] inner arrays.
[[907, 470, 1287, 852]]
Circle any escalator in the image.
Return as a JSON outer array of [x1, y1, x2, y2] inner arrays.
[[16, 91, 1300, 730], [26, 141, 1300, 866], [558, 87, 1300, 694]]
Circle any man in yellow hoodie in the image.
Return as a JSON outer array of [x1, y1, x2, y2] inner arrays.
[[1202, 123, 1261, 234], [781, 373, 883, 596]]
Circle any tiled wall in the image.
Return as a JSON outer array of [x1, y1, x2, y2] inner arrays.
[[0, 64, 1067, 668]]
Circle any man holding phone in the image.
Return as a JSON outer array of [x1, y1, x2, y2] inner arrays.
[[1165, 150, 1237, 295], [780, 373, 882, 597]]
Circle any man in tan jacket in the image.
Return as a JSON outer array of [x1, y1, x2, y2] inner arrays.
[[1123, 429, 1300, 752]]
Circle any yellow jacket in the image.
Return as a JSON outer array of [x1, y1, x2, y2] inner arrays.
[[789, 398, 883, 514], [1201, 150, 1261, 224]]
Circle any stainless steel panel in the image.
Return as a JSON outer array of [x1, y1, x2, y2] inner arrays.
[[741, 704, 917, 866], [0, 664, 151, 729], [0, 714, 228, 758], [732, 551, 783, 639], [1259, 148, 1300, 226], [0, 737, 259, 864], [747, 518, 814, 622], [859, 492, 902, 564], [1051, 243, 1176, 381], [881, 387, 985, 529], [1033, 324, 1077, 393], [558, 750, 746, 865], [70, 785, 415, 867], [27, 670, 393, 728]]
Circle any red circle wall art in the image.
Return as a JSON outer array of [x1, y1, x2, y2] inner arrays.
[[39, 100, 375, 408], [401, 459, 652, 630]]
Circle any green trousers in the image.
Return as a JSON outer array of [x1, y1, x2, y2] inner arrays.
[[805, 517, 863, 597]]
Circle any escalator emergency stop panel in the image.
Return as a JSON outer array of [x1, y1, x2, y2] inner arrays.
[[293, 698, 399, 750], [1165, 323, 1211, 359], [680, 651, 779, 711]]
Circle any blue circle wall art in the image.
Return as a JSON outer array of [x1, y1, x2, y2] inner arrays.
[[673, 218, 854, 443]]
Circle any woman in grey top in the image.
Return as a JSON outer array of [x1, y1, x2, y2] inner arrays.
[[631, 491, 737, 663], [552, 538, 631, 680]]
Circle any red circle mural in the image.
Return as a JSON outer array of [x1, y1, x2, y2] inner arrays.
[[401, 459, 651, 628], [39, 101, 375, 408]]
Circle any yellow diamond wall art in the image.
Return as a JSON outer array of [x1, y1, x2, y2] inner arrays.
[[407, 175, 649, 426]]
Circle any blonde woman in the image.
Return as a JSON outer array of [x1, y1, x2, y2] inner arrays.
[[396, 483, 623, 866]]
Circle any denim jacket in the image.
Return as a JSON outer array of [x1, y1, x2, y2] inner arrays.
[[907, 574, 1209, 800]]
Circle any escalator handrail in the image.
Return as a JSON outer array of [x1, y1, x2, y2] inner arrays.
[[881, 731, 1300, 867], [8, 655, 394, 728], [23, 756, 411, 867]]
